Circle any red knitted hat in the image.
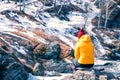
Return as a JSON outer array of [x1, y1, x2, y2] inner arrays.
[[77, 28, 86, 39]]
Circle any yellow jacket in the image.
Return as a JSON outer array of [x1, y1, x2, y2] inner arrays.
[[74, 34, 94, 64]]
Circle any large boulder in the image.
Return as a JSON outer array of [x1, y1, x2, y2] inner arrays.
[[43, 59, 73, 73], [92, 28, 120, 60], [0, 54, 17, 79], [34, 43, 61, 60], [2, 62, 29, 80], [45, 43, 61, 60]]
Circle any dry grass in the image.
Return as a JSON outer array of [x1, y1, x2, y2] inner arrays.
[[33, 43, 47, 55]]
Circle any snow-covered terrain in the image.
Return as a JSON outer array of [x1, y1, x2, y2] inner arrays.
[[0, 0, 104, 51], [1, 0, 120, 80]]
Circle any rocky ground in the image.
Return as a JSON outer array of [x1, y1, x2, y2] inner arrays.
[[0, 0, 120, 80]]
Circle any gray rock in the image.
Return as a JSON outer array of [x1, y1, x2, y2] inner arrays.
[[0, 54, 3, 64], [44, 59, 73, 73], [63, 70, 95, 80], [45, 43, 61, 60], [3, 62, 29, 80], [92, 1, 120, 28], [32, 63, 45, 76]]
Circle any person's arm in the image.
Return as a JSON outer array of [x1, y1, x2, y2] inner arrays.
[[74, 44, 80, 60]]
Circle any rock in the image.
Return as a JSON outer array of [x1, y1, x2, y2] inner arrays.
[[39, 0, 53, 6], [0, 54, 17, 80], [44, 4, 86, 21], [0, 55, 15, 70], [115, 52, 120, 57], [62, 70, 95, 80], [0, 54, 3, 62], [90, 0, 95, 2], [43, 59, 73, 73], [92, 0, 120, 28], [34, 43, 61, 60], [32, 63, 45, 76], [62, 66, 119, 80], [102, 72, 116, 80], [3, 62, 29, 80], [45, 43, 61, 60], [64, 28, 79, 37], [0, 54, 5, 80], [73, 70, 95, 79], [94, 0, 106, 8]]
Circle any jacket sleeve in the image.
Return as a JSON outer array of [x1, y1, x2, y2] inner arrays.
[[74, 44, 80, 60]]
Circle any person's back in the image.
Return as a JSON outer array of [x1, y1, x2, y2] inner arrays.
[[72, 28, 94, 70], [75, 34, 94, 65]]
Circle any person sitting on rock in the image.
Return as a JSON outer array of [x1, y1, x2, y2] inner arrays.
[[72, 28, 95, 70]]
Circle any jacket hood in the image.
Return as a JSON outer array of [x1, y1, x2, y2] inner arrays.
[[79, 34, 91, 42]]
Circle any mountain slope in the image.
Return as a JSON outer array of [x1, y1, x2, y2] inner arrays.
[[1, 0, 120, 80]]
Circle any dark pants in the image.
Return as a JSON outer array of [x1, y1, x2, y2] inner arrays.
[[72, 59, 94, 68]]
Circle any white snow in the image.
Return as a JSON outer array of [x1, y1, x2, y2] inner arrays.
[[115, 53, 120, 57], [117, 5, 120, 8], [0, 3, 16, 12], [28, 73, 73, 80], [17, 31, 49, 44], [0, 25, 17, 32], [93, 36, 106, 55], [16, 46, 27, 55], [0, 0, 106, 55], [100, 33, 113, 44], [95, 59, 111, 66], [0, 0, 100, 49], [1, 32, 28, 40]]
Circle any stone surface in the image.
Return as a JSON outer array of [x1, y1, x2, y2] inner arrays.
[[43, 59, 73, 73], [92, 1, 120, 28], [2, 62, 29, 80], [45, 43, 61, 60]]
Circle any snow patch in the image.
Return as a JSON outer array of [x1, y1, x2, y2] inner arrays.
[[28, 73, 73, 80], [117, 5, 120, 8], [0, 25, 17, 32]]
